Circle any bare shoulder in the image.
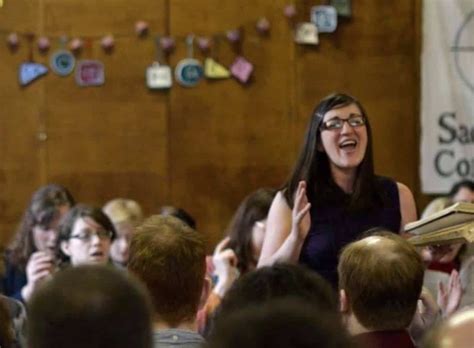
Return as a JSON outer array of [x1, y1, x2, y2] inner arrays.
[[396, 182, 418, 229]]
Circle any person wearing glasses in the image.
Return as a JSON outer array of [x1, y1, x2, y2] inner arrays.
[[57, 204, 116, 267], [258, 93, 417, 287]]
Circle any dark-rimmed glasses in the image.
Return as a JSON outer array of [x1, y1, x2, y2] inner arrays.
[[320, 115, 366, 131]]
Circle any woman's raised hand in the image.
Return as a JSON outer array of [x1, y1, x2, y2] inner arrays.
[[21, 251, 56, 301], [291, 181, 311, 241]]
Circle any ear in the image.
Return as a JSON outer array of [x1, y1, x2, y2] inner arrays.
[[339, 289, 349, 313], [60, 240, 71, 257], [198, 276, 211, 310]]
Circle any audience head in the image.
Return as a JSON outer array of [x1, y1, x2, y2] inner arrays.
[[58, 204, 116, 266], [128, 215, 206, 327], [103, 198, 144, 266], [449, 180, 474, 203], [338, 233, 424, 331], [226, 188, 276, 273], [207, 299, 353, 348], [423, 308, 474, 348], [9, 184, 75, 268], [214, 263, 338, 324], [28, 265, 153, 348], [159, 205, 196, 229]]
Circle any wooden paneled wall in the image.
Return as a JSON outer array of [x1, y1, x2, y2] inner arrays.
[[0, 0, 426, 250]]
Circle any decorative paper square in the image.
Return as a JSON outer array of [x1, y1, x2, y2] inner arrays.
[[311, 6, 338, 33], [230, 56, 253, 83], [75, 60, 105, 87]]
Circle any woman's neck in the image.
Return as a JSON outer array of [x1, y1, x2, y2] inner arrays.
[[330, 165, 356, 193]]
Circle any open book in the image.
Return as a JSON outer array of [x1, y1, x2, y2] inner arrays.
[[406, 202, 474, 247]]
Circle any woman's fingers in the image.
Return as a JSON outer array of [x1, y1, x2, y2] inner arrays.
[[295, 203, 311, 222], [214, 236, 231, 255]]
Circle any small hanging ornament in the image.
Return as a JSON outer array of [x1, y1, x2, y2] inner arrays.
[[227, 28, 253, 84], [7, 32, 19, 51], [76, 39, 105, 87], [294, 23, 319, 45], [50, 36, 75, 76], [203, 36, 230, 80], [284, 4, 297, 19], [146, 36, 172, 89], [76, 60, 105, 86], [197, 37, 211, 53], [256, 17, 271, 35], [135, 20, 149, 37], [175, 35, 203, 87], [19, 34, 48, 86], [101, 35, 115, 53], [69, 38, 84, 53], [37, 36, 50, 53], [311, 6, 338, 33], [226, 29, 241, 43], [330, 0, 352, 18], [160, 37, 175, 53]]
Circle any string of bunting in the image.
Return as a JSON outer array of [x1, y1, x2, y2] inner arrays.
[[2, 1, 351, 88]]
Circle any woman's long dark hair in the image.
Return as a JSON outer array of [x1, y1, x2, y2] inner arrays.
[[283, 93, 379, 211], [227, 188, 276, 274], [8, 184, 75, 270]]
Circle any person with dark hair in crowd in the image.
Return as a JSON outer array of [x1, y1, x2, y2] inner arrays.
[[159, 206, 197, 230], [0, 295, 27, 348], [28, 265, 153, 348], [2, 184, 75, 302], [338, 233, 424, 348], [422, 307, 474, 348], [57, 204, 116, 267], [258, 93, 417, 287], [103, 198, 144, 268], [208, 263, 339, 339], [128, 215, 208, 348], [207, 299, 353, 348], [197, 188, 277, 333], [225, 188, 276, 274]]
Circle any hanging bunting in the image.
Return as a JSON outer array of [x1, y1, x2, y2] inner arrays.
[[76, 60, 104, 86], [7, 32, 19, 51], [311, 6, 338, 33], [330, 0, 352, 18], [69, 38, 84, 54], [76, 39, 104, 87], [202, 36, 230, 79], [256, 17, 271, 35], [294, 23, 319, 45], [227, 28, 253, 84], [19, 34, 48, 86], [135, 20, 149, 37], [101, 35, 115, 53], [146, 36, 172, 89], [37, 36, 50, 53], [19, 62, 48, 86], [284, 4, 297, 19], [50, 36, 75, 76], [175, 35, 203, 87]]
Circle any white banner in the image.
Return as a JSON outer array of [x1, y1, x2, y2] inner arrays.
[[421, 0, 474, 193]]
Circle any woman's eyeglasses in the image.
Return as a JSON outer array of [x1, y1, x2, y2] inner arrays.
[[320, 115, 366, 131], [69, 229, 113, 242]]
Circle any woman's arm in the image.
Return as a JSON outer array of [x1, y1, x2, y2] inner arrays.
[[258, 181, 311, 267], [397, 182, 418, 232]]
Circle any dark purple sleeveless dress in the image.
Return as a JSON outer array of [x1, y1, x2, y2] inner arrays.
[[299, 176, 401, 287]]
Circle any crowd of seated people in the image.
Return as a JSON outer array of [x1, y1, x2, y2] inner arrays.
[[0, 176, 473, 347]]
